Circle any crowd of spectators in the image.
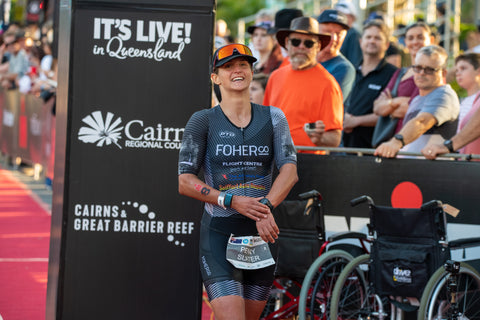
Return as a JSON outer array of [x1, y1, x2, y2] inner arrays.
[[0, 22, 56, 104], [214, 0, 480, 159]]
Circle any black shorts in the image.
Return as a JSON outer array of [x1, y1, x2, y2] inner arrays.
[[199, 212, 277, 301]]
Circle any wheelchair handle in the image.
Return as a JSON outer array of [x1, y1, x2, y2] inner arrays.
[[421, 200, 443, 211], [298, 189, 322, 201], [350, 195, 374, 207]]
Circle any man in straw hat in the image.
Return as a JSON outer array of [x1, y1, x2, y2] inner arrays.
[[263, 16, 344, 151]]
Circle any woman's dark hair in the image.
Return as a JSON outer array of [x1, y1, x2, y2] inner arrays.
[[405, 21, 431, 36], [30, 45, 45, 61], [455, 52, 480, 70]]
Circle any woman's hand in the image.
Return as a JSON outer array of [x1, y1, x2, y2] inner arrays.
[[231, 196, 271, 221], [256, 214, 279, 243]]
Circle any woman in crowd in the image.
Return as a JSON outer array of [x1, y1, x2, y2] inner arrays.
[[372, 22, 432, 145], [454, 53, 480, 127], [248, 21, 283, 75], [178, 44, 298, 320], [249, 73, 268, 105]]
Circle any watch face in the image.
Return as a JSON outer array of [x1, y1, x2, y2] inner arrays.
[[444, 140, 454, 152], [394, 134, 405, 146]]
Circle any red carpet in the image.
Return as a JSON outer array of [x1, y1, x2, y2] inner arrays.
[[0, 168, 51, 320], [0, 167, 214, 320]]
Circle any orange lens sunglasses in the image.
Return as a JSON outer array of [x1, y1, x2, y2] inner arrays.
[[214, 44, 253, 66]]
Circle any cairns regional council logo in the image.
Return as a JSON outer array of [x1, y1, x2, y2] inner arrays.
[[78, 110, 184, 150]]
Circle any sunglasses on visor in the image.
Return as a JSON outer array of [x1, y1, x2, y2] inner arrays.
[[213, 44, 253, 68], [289, 38, 317, 48]]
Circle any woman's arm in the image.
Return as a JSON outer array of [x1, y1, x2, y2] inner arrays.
[[178, 173, 271, 222], [265, 163, 298, 208], [256, 163, 298, 243]]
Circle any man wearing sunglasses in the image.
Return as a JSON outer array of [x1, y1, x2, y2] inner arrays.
[[374, 45, 459, 158], [263, 16, 344, 150]]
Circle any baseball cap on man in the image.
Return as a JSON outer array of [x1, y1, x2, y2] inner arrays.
[[334, 0, 357, 17], [247, 21, 273, 34], [212, 43, 257, 70], [276, 17, 331, 50], [317, 9, 350, 30]]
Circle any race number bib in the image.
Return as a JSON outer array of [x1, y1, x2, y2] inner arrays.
[[226, 234, 275, 270]]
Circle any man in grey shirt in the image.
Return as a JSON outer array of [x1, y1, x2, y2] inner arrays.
[[374, 45, 459, 157]]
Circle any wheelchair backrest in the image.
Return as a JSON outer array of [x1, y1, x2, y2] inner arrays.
[[273, 197, 325, 240], [370, 204, 447, 242]]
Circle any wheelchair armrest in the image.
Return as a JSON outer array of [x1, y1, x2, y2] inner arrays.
[[449, 237, 480, 250], [328, 231, 367, 242]]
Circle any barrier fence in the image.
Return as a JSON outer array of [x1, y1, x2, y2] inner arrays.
[[0, 88, 55, 181]]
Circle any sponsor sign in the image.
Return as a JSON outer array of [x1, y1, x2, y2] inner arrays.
[[49, 4, 213, 320]]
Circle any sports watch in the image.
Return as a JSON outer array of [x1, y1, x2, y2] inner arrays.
[[259, 197, 274, 213], [393, 134, 405, 147], [443, 139, 455, 153]]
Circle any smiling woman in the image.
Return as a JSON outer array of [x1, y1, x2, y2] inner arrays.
[[178, 43, 298, 320]]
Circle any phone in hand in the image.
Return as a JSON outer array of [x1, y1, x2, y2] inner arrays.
[[304, 122, 316, 133]]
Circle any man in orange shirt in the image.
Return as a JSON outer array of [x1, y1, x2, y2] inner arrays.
[[263, 17, 344, 149]]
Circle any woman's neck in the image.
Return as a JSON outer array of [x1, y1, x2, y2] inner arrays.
[[220, 96, 252, 128]]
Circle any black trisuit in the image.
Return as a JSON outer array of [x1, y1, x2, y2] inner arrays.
[[178, 103, 297, 301]]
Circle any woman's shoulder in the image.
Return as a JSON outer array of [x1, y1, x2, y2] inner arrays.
[[189, 106, 219, 122], [253, 103, 285, 118]]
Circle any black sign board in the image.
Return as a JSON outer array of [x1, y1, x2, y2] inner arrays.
[[47, 2, 214, 319], [291, 154, 480, 227]]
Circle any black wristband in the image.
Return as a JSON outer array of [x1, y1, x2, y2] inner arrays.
[[259, 197, 274, 213], [443, 139, 455, 153], [394, 134, 405, 147]]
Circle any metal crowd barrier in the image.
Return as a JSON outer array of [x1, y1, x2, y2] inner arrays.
[[295, 146, 480, 161], [0, 88, 55, 181]]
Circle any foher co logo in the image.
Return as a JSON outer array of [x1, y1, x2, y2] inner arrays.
[[78, 110, 184, 150], [92, 17, 191, 62], [73, 201, 194, 247]]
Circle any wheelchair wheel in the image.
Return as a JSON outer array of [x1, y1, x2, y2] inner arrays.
[[330, 254, 386, 320], [298, 249, 355, 320], [417, 262, 480, 320]]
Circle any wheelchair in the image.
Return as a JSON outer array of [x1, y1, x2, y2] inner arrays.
[[260, 190, 370, 320], [329, 196, 480, 320]]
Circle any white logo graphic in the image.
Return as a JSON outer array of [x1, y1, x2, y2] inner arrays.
[[220, 131, 235, 138], [78, 111, 123, 148], [78, 110, 184, 150]]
